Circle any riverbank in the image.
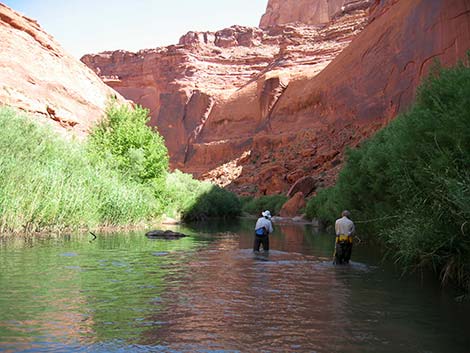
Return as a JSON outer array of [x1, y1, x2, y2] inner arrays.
[[0, 213, 189, 239], [305, 60, 470, 293], [0, 105, 241, 235]]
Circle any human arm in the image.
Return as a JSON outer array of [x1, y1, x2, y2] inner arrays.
[[268, 220, 274, 234], [348, 222, 355, 236]]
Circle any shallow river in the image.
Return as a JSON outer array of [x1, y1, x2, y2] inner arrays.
[[1, 219, 469, 353]]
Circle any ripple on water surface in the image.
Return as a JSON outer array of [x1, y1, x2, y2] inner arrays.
[[0, 224, 469, 353]]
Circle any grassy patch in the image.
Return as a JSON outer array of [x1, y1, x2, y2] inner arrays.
[[0, 103, 242, 233], [0, 107, 158, 233], [163, 170, 241, 221]]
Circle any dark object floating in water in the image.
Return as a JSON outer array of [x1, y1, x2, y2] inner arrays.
[[145, 230, 187, 239], [89, 231, 97, 243]]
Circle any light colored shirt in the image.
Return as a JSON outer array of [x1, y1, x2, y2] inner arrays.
[[335, 216, 355, 236], [255, 217, 273, 234]]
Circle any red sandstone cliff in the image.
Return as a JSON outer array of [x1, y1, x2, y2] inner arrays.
[[253, 0, 470, 193], [0, 3, 123, 135], [82, 0, 470, 196], [82, 4, 372, 192], [259, 0, 373, 28]]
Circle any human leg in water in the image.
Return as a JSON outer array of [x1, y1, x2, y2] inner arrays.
[[254, 235, 269, 252], [344, 241, 353, 264], [261, 235, 269, 251], [253, 235, 262, 252], [334, 242, 347, 264]]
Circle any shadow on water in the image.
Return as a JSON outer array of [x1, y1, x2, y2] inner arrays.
[[1, 219, 470, 353]]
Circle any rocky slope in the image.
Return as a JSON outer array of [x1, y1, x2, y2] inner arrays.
[[82, 0, 470, 196], [0, 3, 122, 135], [253, 0, 470, 193], [82, 3, 372, 193]]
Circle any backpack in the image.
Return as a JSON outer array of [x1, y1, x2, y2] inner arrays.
[[255, 227, 268, 236]]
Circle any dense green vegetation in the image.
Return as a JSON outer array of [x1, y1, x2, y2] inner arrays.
[[241, 194, 288, 216], [306, 60, 470, 292], [0, 107, 157, 232], [87, 103, 241, 221], [0, 103, 240, 233], [163, 170, 241, 221], [88, 103, 168, 186]]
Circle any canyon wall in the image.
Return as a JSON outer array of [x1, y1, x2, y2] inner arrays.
[[82, 4, 372, 194], [0, 3, 122, 135], [259, 0, 373, 28], [82, 0, 470, 195], [258, 0, 470, 190]]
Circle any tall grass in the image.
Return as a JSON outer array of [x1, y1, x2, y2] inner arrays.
[[305, 59, 470, 292], [0, 107, 158, 233], [0, 104, 242, 234]]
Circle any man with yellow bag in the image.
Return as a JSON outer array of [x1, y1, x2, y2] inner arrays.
[[334, 210, 355, 264]]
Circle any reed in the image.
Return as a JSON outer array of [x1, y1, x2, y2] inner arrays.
[[0, 105, 242, 234], [0, 107, 158, 233]]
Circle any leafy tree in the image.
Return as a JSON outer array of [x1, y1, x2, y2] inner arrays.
[[88, 102, 169, 185]]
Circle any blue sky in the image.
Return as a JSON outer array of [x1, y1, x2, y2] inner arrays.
[[3, 0, 268, 58]]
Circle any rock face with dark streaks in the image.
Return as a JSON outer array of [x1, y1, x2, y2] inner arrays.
[[259, 0, 373, 28], [0, 4, 123, 136], [81, 5, 372, 194], [82, 0, 470, 196]]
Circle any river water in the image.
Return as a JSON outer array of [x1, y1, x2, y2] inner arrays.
[[1, 219, 469, 353]]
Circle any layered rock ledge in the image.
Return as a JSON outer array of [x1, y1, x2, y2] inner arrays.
[[82, 4, 371, 194], [82, 0, 470, 195]]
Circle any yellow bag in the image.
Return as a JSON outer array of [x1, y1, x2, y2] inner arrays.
[[336, 234, 352, 243]]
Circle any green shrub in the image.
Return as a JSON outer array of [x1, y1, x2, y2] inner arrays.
[[163, 170, 241, 221], [305, 187, 341, 224], [0, 104, 243, 233], [88, 102, 169, 185], [0, 107, 159, 233], [239, 196, 254, 210], [305, 59, 470, 291], [87, 103, 241, 222], [242, 194, 288, 216]]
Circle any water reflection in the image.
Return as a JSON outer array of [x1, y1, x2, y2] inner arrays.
[[0, 221, 469, 352]]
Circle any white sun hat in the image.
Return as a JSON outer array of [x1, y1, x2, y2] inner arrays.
[[262, 210, 272, 218]]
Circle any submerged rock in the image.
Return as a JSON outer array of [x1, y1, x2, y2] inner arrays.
[[145, 230, 187, 239]]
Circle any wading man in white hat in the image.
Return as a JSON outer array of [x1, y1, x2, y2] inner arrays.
[[254, 210, 274, 252]]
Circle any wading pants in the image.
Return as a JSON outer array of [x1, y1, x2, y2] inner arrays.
[[335, 235, 353, 264], [253, 234, 269, 252]]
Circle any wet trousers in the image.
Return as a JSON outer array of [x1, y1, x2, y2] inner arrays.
[[335, 241, 353, 264], [253, 234, 269, 252]]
